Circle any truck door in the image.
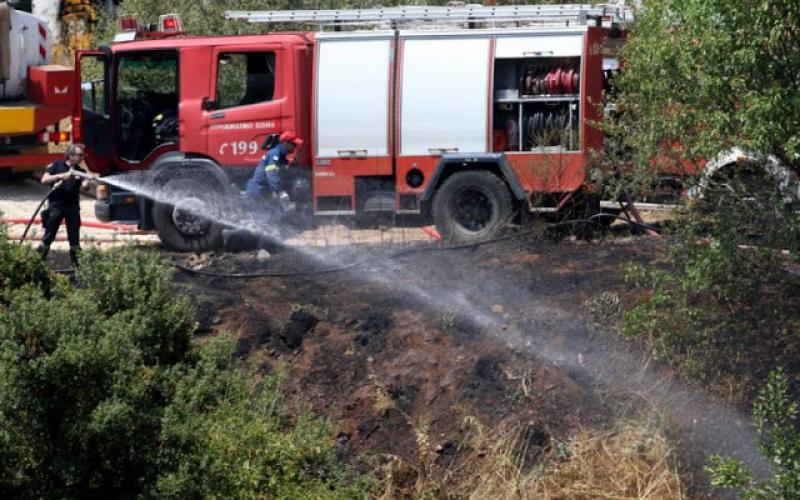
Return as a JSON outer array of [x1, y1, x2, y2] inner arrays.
[[396, 33, 491, 188], [74, 50, 112, 173], [204, 45, 284, 169], [313, 34, 394, 212]]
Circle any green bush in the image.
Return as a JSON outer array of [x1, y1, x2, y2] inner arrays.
[[77, 248, 194, 364], [668, 206, 786, 302], [708, 369, 800, 498], [0, 238, 365, 499], [595, 0, 800, 200], [0, 225, 53, 303], [621, 261, 718, 383], [616, 192, 800, 389], [596, 0, 800, 395], [155, 339, 363, 499]]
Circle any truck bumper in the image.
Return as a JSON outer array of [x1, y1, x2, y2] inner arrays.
[[94, 199, 112, 222], [94, 193, 143, 225]]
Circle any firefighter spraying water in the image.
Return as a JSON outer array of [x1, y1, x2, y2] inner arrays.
[[35, 143, 99, 266], [245, 131, 303, 213]]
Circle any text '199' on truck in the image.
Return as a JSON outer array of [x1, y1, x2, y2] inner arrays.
[[74, 5, 632, 251]]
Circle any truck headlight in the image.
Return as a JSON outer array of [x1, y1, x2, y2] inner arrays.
[[96, 184, 109, 200]]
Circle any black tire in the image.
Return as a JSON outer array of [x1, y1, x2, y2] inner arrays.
[[432, 170, 514, 244], [698, 164, 796, 242], [152, 178, 224, 252]]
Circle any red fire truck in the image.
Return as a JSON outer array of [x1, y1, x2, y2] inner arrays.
[[74, 4, 632, 251]]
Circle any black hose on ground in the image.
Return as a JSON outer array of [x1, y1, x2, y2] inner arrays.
[[15, 176, 657, 278], [174, 214, 660, 279], [18, 183, 57, 244], [51, 268, 76, 275]]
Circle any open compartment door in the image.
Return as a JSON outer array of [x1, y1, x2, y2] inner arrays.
[[74, 49, 112, 173]]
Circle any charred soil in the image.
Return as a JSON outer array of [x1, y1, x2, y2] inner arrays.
[[168, 236, 729, 497]]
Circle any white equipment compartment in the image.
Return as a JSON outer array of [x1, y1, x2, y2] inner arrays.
[[399, 35, 490, 156], [495, 33, 584, 59], [315, 36, 391, 157], [1, 6, 50, 99]]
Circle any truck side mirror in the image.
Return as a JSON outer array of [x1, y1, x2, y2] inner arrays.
[[261, 133, 279, 150], [201, 97, 216, 111]]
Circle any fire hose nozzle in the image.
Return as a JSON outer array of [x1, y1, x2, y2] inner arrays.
[[71, 170, 101, 181]]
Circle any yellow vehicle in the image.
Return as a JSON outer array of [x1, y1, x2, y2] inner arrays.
[[0, 2, 74, 177]]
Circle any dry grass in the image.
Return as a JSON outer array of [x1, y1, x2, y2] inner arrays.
[[526, 422, 683, 499], [375, 417, 684, 499], [372, 417, 684, 500], [368, 360, 682, 499]]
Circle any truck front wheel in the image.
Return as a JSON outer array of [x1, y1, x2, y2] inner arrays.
[[152, 178, 224, 252], [432, 170, 513, 244]]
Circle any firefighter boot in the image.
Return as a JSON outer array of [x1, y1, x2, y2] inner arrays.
[[278, 191, 295, 212], [36, 243, 49, 260], [69, 246, 81, 268]]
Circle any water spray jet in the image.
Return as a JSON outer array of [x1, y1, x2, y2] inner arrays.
[[59, 169, 771, 481]]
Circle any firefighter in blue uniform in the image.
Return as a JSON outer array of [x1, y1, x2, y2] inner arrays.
[[245, 131, 303, 212]]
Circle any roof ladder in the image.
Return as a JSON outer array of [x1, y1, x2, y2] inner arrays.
[[225, 3, 635, 29]]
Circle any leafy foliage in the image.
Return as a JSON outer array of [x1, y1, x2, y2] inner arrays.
[[77, 248, 193, 364], [155, 339, 363, 499], [0, 225, 54, 303], [596, 0, 800, 199], [619, 203, 800, 395], [0, 236, 364, 499], [708, 369, 800, 499], [602, 0, 800, 398]]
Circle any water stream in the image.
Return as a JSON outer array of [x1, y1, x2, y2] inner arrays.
[[99, 170, 771, 480]]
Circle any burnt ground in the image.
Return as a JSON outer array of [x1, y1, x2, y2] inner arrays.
[[152, 236, 763, 497]]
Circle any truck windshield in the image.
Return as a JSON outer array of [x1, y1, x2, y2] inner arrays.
[[115, 51, 179, 162]]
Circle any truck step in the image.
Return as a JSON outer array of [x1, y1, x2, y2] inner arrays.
[[361, 191, 396, 212]]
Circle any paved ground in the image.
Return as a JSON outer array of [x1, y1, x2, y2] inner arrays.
[[0, 174, 672, 252], [0, 176, 435, 251], [0, 176, 160, 250]]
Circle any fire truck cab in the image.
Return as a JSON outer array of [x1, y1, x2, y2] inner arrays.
[[75, 5, 630, 251]]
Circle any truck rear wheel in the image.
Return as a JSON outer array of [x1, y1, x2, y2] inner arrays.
[[152, 178, 224, 252], [432, 170, 513, 244], [698, 163, 798, 242]]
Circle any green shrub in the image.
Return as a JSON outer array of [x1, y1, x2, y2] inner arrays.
[[600, 0, 800, 395], [616, 196, 800, 392], [708, 369, 800, 498], [154, 338, 365, 499], [0, 226, 53, 303], [0, 242, 365, 499], [77, 248, 194, 364]]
